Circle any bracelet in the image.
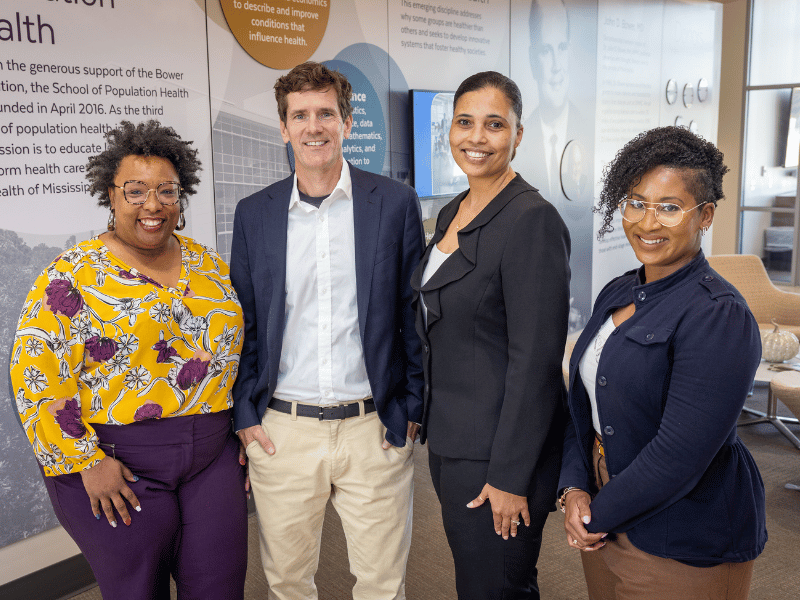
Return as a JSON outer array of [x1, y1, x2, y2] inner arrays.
[[558, 486, 582, 513]]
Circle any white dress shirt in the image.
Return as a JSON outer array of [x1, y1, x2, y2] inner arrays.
[[274, 161, 372, 405]]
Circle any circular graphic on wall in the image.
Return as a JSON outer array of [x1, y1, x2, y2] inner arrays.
[[333, 44, 410, 180], [219, 0, 329, 69], [324, 59, 387, 175]]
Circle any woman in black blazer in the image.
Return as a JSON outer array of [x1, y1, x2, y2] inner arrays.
[[411, 71, 571, 599]]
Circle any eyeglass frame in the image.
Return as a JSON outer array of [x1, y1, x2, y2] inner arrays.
[[618, 198, 707, 228], [113, 180, 183, 206]]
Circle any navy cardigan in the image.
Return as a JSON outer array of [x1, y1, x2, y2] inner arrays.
[[559, 251, 767, 566]]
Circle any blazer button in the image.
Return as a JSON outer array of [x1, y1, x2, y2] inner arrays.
[[703, 275, 714, 282], [645, 332, 654, 341], [425, 384, 430, 394], [598, 376, 607, 386], [603, 425, 614, 436], [424, 344, 429, 353], [637, 291, 647, 301]]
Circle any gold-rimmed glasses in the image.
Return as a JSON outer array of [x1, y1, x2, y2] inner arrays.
[[113, 181, 182, 206], [619, 199, 705, 227]]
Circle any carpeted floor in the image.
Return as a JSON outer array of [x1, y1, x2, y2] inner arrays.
[[69, 385, 800, 599]]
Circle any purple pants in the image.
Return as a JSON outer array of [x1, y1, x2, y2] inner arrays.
[[41, 410, 247, 600]]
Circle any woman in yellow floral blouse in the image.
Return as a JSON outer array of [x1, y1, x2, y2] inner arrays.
[[11, 120, 247, 600]]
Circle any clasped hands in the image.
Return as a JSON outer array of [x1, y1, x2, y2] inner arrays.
[[236, 421, 421, 495], [562, 489, 607, 551]]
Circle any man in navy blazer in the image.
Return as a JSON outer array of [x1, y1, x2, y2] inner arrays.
[[230, 62, 424, 599]]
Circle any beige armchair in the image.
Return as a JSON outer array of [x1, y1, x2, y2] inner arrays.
[[706, 254, 800, 337]]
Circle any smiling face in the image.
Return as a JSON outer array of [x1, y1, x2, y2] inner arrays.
[[622, 165, 715, 282], [280, 86, 352, 182], [108, 155, 181, 258], [449, 86, 523, 183]]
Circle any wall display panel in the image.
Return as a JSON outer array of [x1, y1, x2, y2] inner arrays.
[[387, 0, 510, 91], [510, 0, 598, 333], [0, 0, 214, 555], [590, 1, 664, 302]]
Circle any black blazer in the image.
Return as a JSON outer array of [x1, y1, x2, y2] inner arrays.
[[411, 174, 571, 496]]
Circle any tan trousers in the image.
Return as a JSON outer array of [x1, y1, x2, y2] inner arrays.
[[581, 439, 754, 600], [246, 404, 414, 600]]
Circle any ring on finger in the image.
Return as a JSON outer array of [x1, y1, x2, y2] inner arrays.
[[511, 520, 520, 525], [572, 539, 579, 546]]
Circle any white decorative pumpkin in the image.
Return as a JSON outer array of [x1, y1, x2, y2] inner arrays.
[[761, 320, 800, 363]]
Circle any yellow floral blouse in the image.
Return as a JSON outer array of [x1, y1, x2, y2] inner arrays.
[[11, 235, 244, 476]]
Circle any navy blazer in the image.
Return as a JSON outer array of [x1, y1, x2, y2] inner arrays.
[[229, 163, 425, 447], [560, 252, 767, 566], [411, 175, 571, 497]]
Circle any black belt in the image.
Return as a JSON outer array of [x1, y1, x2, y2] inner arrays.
[[267, 397, 375, 421]]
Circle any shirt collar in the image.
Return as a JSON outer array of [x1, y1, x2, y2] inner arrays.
[[288, 160, 352, 212]]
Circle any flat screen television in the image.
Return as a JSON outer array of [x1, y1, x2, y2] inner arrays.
[[410, 89, 467, 198], [784, 86, 800, 169]]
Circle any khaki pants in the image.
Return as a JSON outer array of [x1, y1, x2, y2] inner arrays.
[[246, 404, 414, 600], [582, 438, 754, 600]]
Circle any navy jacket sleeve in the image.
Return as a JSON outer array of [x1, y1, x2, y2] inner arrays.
[[230, 199, 261, 431], [400, 186, 426, 425]]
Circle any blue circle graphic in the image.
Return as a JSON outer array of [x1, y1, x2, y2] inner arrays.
[[324, 59, 386, 175]]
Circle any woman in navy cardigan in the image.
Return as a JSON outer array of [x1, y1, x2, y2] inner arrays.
[[559, 126, 766, 599]]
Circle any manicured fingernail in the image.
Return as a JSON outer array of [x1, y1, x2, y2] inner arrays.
[[582, 516, 590, 524], [110, 520, 117, 528], [135, 505, 141, 512], [124, 518, 131, 526], [267, 448, 275, 455], [95, 513, 101, 520], [132, 475, 139, 482], [601, 533, 608, 538]]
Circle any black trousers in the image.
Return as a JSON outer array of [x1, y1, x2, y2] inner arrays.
[[429, 450, 551, 600]]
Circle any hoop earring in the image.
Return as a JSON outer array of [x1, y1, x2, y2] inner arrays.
[[175, 208, 186, 231], [107, 210, 115, 231]]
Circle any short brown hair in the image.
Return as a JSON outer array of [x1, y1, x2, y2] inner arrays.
[[274, 61, 353, 124]]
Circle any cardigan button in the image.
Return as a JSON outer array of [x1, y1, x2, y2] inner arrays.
[[424, 344, 429, 353], [598, 376, 607, 386], [645, 332, 654, 341], [603, 425, 615, 436], [637, 291, 647, 301], [703, 275, 714, 282]]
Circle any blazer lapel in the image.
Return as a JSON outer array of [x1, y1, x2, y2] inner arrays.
[[263, 176, 292, 359], [350, 165, 381, 342], [412, 179, 521, 329]]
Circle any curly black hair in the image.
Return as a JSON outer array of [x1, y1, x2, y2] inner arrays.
[[86, 120, 202, 208], [596, 126, 728, 238]]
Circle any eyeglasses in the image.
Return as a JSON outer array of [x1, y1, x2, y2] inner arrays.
[[114, 181, 182, 205], [618, 199, 705, 228]]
